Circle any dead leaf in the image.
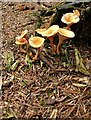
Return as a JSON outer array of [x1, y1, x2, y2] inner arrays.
[[11, 60, 19, 71], [74, 48, 90, 75]]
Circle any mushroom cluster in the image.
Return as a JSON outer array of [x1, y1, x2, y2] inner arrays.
[[15, 9, 80, 62], [36, 25, 59, 53]]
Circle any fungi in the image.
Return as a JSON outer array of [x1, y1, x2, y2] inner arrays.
[[61, 9, 80, 28], [57, 28, 75, 55], [73, 9, 80, 17], [15, 30, 28, 53], [41, 25, 59, 53], [29, 36, 45, 62], [36, 25, 59, 53], [35, 28, 46, 35]]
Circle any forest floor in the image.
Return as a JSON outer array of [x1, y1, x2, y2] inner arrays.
[[1, 2, 91, 119]]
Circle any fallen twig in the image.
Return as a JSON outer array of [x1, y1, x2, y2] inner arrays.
[[30, 48, 54, 69], [45, 52, 60, 62], [19, 21, 34, 28], [49, 68, 70, 75]]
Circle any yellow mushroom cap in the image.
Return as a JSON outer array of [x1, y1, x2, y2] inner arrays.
[[73, 9, 80, 17], [42, 25, 59, 37], [29, 36, 45, 48], [15, 37, 27, 45], [61, 12, 80, 25], [15, 30, 28, 45], [58, 28, 75, 38], [20, 30, 28, 38], [16, 30, 28, 40], [35, 28, 46, 35]]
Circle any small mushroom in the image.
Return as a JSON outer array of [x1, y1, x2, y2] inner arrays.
[[57, 28, 75, 55], [29, 36, 45, 62], [35, 28, 46, 35], [73, 9, 80, 17], [61, 9, 80, 28], [15, 30, 28, 53], [36, 25, 59, 54]]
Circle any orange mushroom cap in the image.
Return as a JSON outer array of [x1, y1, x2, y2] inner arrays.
[[15, 37, 27, 45], [73, 9, 80, 17], [20, 30, 28, 38], [57, 28, 75, 55], [29, 36, 45, 48], [42, 25, 59, 37], [15, 30, 28, 45], [58, 28, 75, 38], [61, 10, 80, 25], [35, 28, 46, 35]]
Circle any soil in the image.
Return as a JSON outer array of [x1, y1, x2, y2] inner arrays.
[[1, 2, 91, 119]]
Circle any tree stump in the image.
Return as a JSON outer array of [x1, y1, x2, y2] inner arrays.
[[51, 1, 91, 45]]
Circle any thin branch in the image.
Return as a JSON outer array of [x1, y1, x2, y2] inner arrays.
[[30, 48, 54, 69]]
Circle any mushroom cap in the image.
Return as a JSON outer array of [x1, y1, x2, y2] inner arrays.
[[29, 36, 45, 48], [35, 28, 46, 35], [20, 30, 28, 38], [15, 30, 28, 45], [73, 9, 80, 17], [61, 12, 80, 25], [15, 37, 27, 45], [42, 25, 59, 37], [58, 28, 75, 38]]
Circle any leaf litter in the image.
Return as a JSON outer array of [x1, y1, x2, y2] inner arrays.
[[1, 2, 91, 119]]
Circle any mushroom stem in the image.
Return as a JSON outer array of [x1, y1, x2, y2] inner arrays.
[[26, 42, 29, 51], [48, 36, 56, 54], [57, 39, 63, 55], [29, 51, 33, 58], [57, 34, 67, 55], [67, 23, 73, 29], [32, 48, 40, 62], [18, 45, 26, 53]]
